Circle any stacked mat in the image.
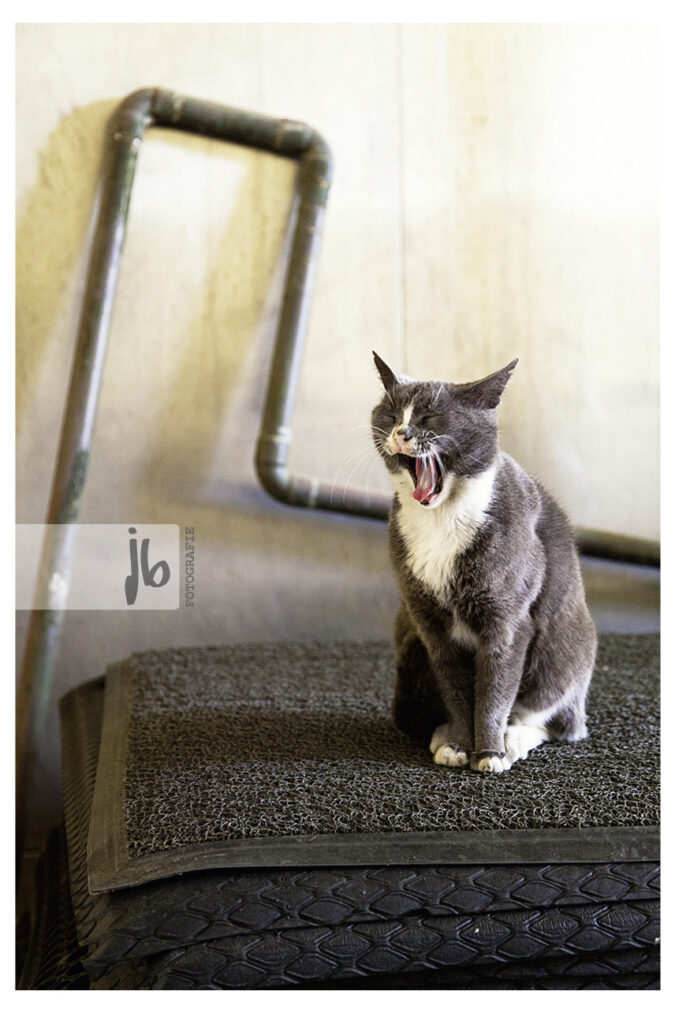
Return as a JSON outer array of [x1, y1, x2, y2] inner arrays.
[[29, 635, 661, 988]]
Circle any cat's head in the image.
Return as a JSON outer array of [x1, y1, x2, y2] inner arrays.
[[371, 352, 517, 509]]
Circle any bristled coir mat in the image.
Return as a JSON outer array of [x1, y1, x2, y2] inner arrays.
[[87, 635, 659, 892]]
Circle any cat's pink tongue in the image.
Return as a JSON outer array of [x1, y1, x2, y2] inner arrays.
[[413, 457, 437, 502]]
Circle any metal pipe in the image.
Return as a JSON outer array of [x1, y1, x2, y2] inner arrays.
[[16, 88, 335, 848], [252, 144, 391, 519], [573, 528, 660, 568], [16, 91, 153, 843]]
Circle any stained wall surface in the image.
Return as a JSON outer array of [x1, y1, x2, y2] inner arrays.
[[16, 24, 659, 831]]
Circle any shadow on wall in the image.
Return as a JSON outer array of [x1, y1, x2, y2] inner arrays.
[[119, 128, 392, 570], [16, 100, 116, 430], [129, 128, 296, 528], [15, 99, 399, 638]]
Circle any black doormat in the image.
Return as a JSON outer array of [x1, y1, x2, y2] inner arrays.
[[82, 635, 659, 892], [57, 662, 659, 989]]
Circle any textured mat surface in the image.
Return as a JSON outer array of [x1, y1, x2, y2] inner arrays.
[[88, 635, 659, 889], [58, 677, 660, 989], [16, 827, 89, 990]]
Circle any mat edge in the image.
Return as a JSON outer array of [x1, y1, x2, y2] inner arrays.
[[87, 662, 132, 895], [89, 825, 660, 893]]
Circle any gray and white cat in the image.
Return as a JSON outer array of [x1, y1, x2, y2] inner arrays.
[[371, 352, 597, 773]]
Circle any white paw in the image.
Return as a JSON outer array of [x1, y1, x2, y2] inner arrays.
[[505, 723, 548, 763], [433, 744, 469, 768], [429, 723, 452, 755], [473, 753, 511, 774], [430, 724, 468, 767]]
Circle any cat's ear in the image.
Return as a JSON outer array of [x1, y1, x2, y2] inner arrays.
[[456, 358, 518, 409], [372, 351, 410, 395]]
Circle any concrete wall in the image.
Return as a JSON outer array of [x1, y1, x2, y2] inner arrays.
[[16, 24, 659, 831]]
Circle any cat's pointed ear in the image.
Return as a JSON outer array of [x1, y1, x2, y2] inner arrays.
[[456, 358, 518, 409], [372, 351, 410, 394]]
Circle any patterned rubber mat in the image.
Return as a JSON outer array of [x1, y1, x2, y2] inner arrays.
[[17, 827, 89, 990], [50, 637, 660, 989]]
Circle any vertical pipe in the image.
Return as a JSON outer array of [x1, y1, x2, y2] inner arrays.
[[16, 91, 152, 846], [255, 144, 331, 503]]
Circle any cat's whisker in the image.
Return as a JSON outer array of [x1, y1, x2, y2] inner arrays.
[[430, 433, 488, 470], [363, 440, 385, 504], [329, 433, 386, 501], [339, 447, 382, 502], [329, 441, 382, 501], [349, 424, 389, 437]]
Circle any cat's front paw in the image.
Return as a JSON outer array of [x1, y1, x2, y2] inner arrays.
[[471, 750, 512, 774], [505, 723, 548, 763], [430, 724, 469, 768], [434, 744, 469, 767]]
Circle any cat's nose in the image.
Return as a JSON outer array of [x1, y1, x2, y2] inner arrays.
[[396, 426, 414, 441]]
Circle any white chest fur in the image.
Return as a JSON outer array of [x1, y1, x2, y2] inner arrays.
[[393, 465, 496, 604]]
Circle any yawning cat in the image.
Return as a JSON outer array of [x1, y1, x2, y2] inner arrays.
[[371, 352, 597, 773]]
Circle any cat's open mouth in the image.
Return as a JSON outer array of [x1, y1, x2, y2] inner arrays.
[[398, 453, 443, 506]]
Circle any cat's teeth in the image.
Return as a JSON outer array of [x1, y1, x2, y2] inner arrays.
[[413, 456, 437, 503]]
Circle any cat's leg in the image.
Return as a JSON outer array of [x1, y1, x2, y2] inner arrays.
[[519, 609, 596, 750], [417, 636, 475, 767], [392, 605, 446, 743], [399, 598, 475, 766], [548, 700, 588, 742], [547, 621, 596, 743], [501, 620, 594, 764], [505, 687, 589, 764], [545, 683, 592, 743], [471, 624, 532, 774]]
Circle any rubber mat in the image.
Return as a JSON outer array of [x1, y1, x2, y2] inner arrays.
[[87, 636, 659, 891], [16, 827, 89, 990], [55, 636, 660, 989]]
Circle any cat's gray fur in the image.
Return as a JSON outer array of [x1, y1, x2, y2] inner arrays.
[[371, 352, 597, 773]]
